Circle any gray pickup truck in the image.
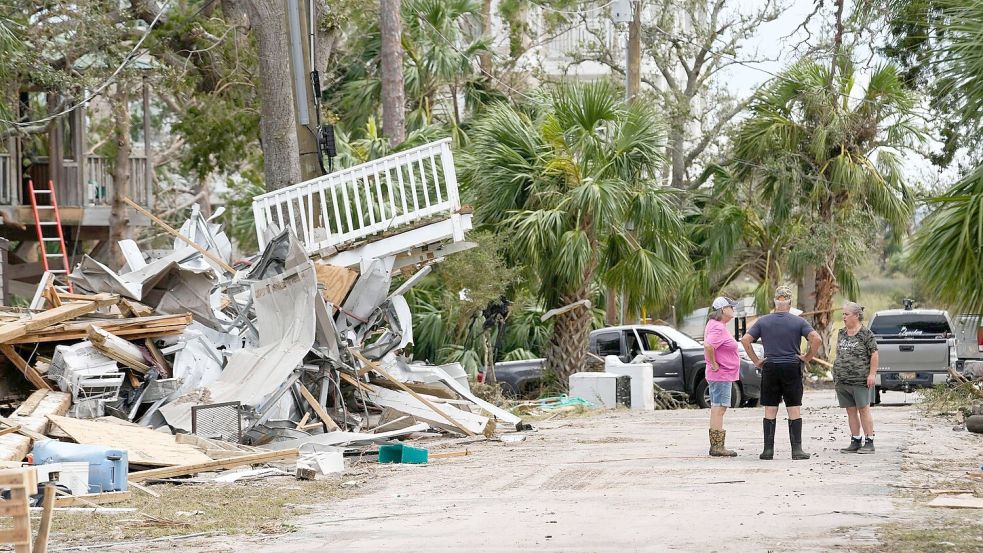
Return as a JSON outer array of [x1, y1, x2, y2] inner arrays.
[[869, 307, 957, 403], [487, 324, 761, 408]]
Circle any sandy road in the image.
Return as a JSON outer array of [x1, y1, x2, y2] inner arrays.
[[128, 389, 983, 553]]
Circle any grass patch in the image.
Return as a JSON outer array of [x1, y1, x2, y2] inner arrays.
[[875, 522, 983, 553], [46, 477, 346, 546]]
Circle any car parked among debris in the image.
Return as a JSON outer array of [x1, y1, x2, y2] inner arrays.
[[868, 304, 957, 403], [485, 325, 762, 408]]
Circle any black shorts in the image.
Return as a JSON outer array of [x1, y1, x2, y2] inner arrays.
[[760, 361, 804, 407]]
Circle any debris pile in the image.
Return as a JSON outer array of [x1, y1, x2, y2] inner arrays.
[[0, 202, 524, 498]]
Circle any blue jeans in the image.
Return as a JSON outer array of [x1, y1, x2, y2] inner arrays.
[[708, 381, 733, 406]]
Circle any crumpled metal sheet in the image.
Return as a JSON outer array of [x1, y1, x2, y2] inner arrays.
[[159, 238, 318, 432]]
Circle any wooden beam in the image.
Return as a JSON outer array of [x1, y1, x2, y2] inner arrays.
[[57, 293, 120, 305], [14, 390, 48, 416], [128, 449, 300, 482], [33, 484, 56, 553], [0, 345, 53, 390], [297, 382, 341, 432], [352, 350, 476, 437], [0, 301, 100, 344], [87, 325, 150, 374], [122, 197, 235, 274], [53, 491, 131, 507], [0, 416, 49, 442]]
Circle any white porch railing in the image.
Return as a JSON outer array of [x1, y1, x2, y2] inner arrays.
[[252, 138, 463, 254]]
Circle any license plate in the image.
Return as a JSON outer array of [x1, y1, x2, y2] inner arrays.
[[899, 372, 917, 381]]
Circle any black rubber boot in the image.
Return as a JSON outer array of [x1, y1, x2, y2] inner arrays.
[[789, 418, 811, 460], [759, 418, 776, 460], [839, 437, 862, 453]]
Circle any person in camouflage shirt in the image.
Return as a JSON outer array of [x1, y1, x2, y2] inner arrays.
[[832, 302, 879, 454]]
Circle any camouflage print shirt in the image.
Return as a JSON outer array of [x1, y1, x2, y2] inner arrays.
[[832, 326, 878, 386]]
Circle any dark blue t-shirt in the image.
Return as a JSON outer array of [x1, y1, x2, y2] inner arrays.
[[747, 312, 815, 363]]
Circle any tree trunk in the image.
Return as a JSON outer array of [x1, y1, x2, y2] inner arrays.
[[380, 0, 405, 146], [669, 121, 686, 189], [246, 0, 302, 191], [797, 267, 817, 313], [109, 86, 131, 271], [811, 264, 837, 360], [479, 0, 493, 78], [626, 0, 641, 102], [544, 291, 592, 392]]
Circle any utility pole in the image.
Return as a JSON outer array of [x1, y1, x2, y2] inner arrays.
[[380, 0, 406, 146], [286, 0, 322, 181]]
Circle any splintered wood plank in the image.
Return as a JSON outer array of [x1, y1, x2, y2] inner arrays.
[[297, 382, 341, 431], [0, 301, 101, 343], [0, 345, 53, 390], [54, 491, 131, 507], [8, 314, 192, 344], [87, 326, 150, 374], [46, 415, 213, 467], [128, 449, 300, 482], [0, 392, 71, 462], [14, 390, 48, 416]]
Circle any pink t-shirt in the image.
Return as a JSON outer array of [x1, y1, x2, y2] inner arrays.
[[704, 319, 740, 382]]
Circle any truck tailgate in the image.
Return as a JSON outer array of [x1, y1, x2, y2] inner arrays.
[[876, 338, 950, 372]]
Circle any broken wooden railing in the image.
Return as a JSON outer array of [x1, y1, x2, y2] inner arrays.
[[252, 138, 466, 256]]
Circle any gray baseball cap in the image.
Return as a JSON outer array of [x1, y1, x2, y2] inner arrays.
[[774, 285, 793, 300]]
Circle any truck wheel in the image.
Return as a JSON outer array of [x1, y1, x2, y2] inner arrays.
[[696, 379, 711, 409], [730, 383, 743, 409], [966, 415, 983, 434]]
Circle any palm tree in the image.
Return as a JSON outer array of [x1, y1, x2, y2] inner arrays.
[[729, 58, 921, 354], [326, 0, 491, 137], [904, 1, 983, 315], [461, 81, 690, 386]]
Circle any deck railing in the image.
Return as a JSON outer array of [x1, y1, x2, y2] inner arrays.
[[0, 153, 152, 208], [252, 138, 462, 254]]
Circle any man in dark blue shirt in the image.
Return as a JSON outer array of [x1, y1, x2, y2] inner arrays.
[[741, 286, 822, 461]]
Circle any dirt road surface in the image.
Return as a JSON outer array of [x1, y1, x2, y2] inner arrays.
[[105, 390, 983, 552]]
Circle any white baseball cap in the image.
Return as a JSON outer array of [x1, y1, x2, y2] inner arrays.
[[712, 297, 738, 310]]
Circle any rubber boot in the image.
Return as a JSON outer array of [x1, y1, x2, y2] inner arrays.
[[759, 418, 776, 460], [709, 429, 737, 457], [839, 437, 862, 453], [789, 418, 811, 460]]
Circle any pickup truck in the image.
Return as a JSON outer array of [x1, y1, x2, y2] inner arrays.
[[868, 307, 957, 403], [954, 314, 983, 373], [486, 324, 761, 408]]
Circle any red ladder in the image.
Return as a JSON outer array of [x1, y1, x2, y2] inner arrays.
[[27, 179, 73, 293]]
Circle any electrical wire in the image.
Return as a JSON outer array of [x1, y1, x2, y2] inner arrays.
[[534, 0, 622, 17], [0, 0, 174, 129]]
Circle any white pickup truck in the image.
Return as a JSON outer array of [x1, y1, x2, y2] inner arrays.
[[869, 306, 957, 403]]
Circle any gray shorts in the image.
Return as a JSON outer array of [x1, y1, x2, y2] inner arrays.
[[836, 383, 872, 408]]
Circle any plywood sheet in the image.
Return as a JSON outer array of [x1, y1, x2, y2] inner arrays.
[[314, 261, 358, 306], [46, 415, 213, 467]]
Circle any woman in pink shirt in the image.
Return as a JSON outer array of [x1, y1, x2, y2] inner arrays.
[[704, 297, 741, 457]]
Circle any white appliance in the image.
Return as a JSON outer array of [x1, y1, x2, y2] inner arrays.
[[569, 372, 631, 408], [604, 356, 655, 410]]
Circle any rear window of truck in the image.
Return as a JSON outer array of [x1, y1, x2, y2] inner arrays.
[[870, 315, 952, 336]]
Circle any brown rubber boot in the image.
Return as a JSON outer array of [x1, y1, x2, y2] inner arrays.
[[709, 429, 737, 457]]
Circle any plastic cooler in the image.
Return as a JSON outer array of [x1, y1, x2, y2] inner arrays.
[[31, 440, 128, 493]]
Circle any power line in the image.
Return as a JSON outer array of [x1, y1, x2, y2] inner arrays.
[[0, 0, 173, 129], [534, 0, 621, 17]]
